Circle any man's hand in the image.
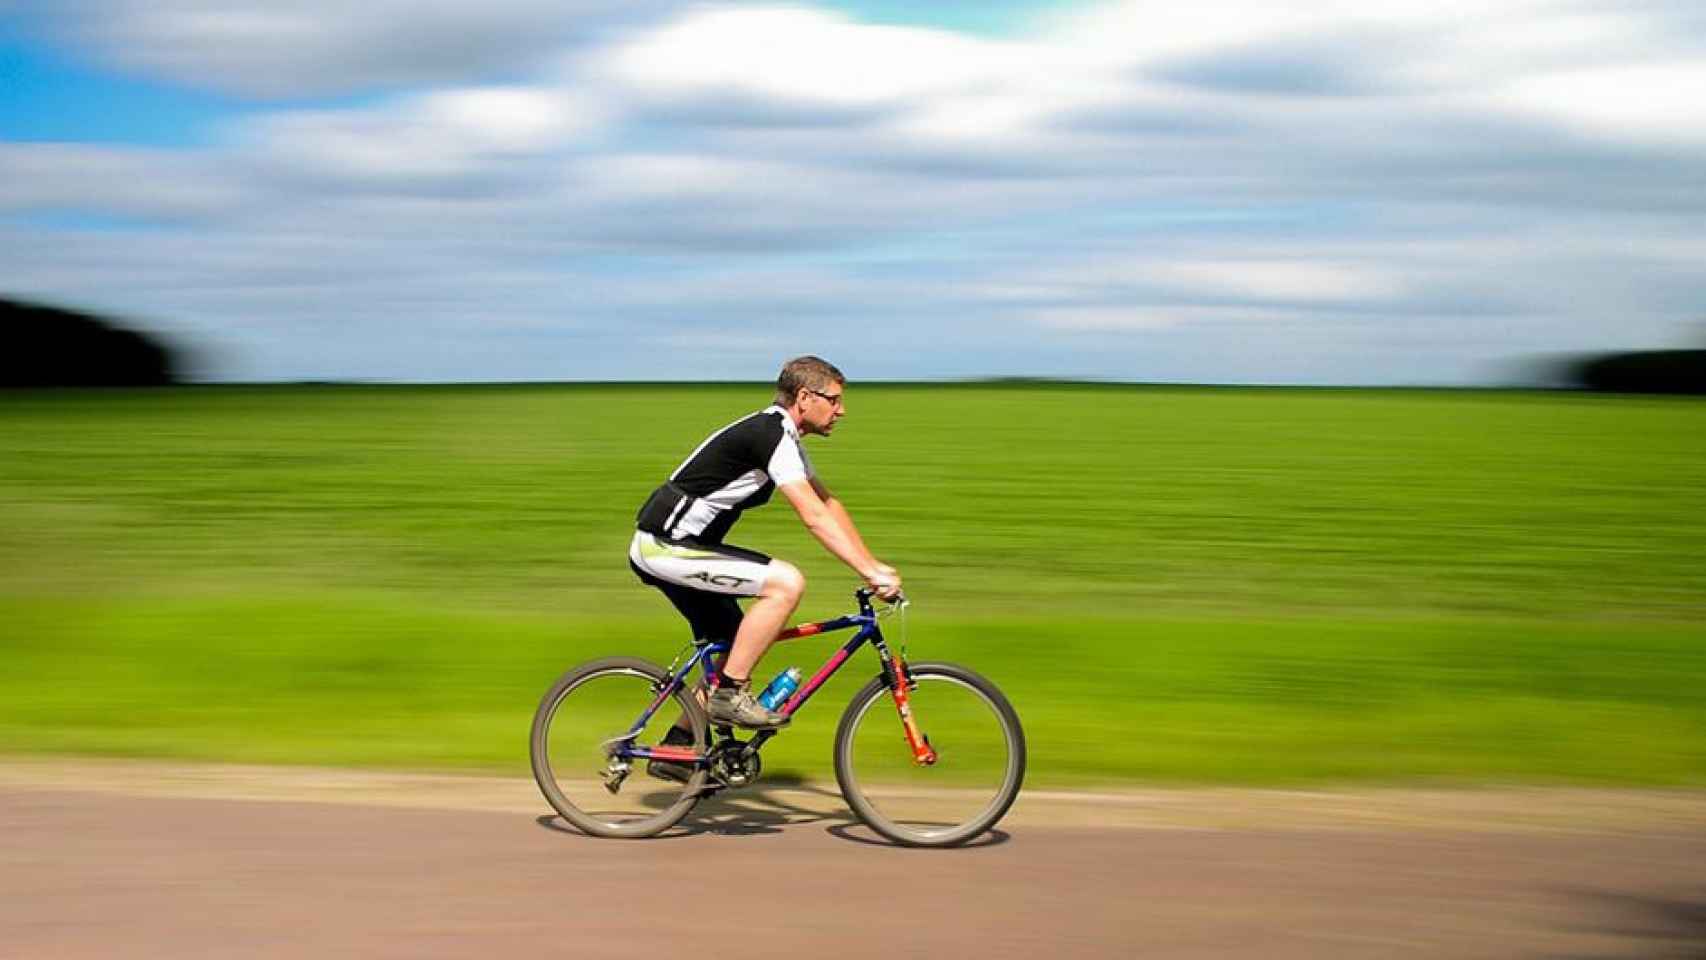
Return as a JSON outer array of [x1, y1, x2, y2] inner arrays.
[[865, 563, 903, 602]]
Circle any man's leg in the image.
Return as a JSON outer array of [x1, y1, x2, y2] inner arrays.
[[651, 559, 804, 729], [638, 581, 745, 783], [629, 533, 804, 729], [651, 587, 739, 730], [720, 560, 805, 681], [702, 560, 804, 729]]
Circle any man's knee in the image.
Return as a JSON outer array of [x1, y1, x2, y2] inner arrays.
[[765, 560, 805, 602]]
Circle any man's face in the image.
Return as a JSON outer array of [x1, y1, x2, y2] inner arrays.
[[798, 381, 845, 437]]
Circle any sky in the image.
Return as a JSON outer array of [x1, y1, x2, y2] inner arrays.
[[2, 1, 1704, 384]]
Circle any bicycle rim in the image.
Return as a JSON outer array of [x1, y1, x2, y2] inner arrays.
[[835, 663, 1024, 847], [531, 660, 706, 839]]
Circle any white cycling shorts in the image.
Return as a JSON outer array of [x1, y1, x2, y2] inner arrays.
[[628, 531, 772, 597]]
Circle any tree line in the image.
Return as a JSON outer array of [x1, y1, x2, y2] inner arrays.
[[3, 294, 1701, 392]]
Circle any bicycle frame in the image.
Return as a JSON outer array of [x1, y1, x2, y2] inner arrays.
[[618, 588, 937, 768]]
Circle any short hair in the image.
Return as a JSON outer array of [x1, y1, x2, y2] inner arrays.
[[775, 356, 845, 405]]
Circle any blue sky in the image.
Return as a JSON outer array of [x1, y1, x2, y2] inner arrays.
[[1, 32, 229, 145], [2, 1, 1704, 383]]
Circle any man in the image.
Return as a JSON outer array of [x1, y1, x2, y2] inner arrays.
[[629, 356, 902, 740]]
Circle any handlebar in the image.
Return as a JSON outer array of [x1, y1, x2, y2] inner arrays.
[[855, 586, 908, 608]]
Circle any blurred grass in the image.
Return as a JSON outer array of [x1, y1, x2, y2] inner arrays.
[[1, 383, 1703, 785]]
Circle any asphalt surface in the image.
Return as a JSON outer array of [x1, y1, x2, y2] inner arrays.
[[4, 777, 1705, 958]]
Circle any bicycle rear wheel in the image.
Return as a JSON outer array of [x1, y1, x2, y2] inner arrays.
[[530, 656, 708, 839], [833, 661, 1025, 847]]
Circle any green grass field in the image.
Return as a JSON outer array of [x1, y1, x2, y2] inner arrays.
[[2, 383, 1703, 786]]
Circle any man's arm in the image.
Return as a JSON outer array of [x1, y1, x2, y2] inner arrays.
[[778, 479, 900, 596], [809, 477, 878, 565]]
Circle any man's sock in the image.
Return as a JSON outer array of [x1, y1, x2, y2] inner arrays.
[[714, 666, 747, 690]]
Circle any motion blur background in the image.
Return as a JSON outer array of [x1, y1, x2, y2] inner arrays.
[[2, 0, 1703, 786]]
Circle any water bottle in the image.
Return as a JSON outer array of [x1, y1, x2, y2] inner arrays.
[[757, 667, 802, 710]]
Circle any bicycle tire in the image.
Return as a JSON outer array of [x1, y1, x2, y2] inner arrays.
[[833, 661, 1026, 847], [530, 656, 709, 839]]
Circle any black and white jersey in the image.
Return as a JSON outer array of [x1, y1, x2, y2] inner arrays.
[[642, 405, 815, 543]]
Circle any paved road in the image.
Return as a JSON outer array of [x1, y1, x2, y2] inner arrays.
[[4, 781, 1705, 958]]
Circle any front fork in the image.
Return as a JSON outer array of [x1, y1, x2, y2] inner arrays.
[[881, 649, 938, 766]]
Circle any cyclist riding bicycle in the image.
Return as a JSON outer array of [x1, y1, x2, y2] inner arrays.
[[629, 356, 903, 740]]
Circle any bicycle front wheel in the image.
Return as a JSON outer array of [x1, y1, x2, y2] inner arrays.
[[530, 656, 708, 839], [833, 661, 1025, 847]]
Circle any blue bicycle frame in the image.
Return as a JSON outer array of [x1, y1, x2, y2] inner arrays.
[[617, 588, 933, 767]]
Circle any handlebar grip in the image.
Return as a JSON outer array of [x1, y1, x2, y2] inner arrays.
[[856, 585, 905, 606]]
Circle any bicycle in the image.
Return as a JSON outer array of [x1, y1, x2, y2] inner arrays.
[[529, 587, 1025, 847]]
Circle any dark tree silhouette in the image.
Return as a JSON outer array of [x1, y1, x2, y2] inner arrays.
[[1570, 349, 1706, 396], [1, 297, 179, 387]]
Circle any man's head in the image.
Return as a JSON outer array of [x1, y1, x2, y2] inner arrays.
[[775, 355, 846, 437]]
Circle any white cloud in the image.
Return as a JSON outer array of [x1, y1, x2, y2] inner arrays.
[[1489, 62, 1706, 144], [1145, 261, 1403, 302], [601, 6, 1018, 110], [1030, 307, 1197, 331], [421, 87, 592, 150], [237, 85, 606, 184], [0, 144, 247, 219]]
